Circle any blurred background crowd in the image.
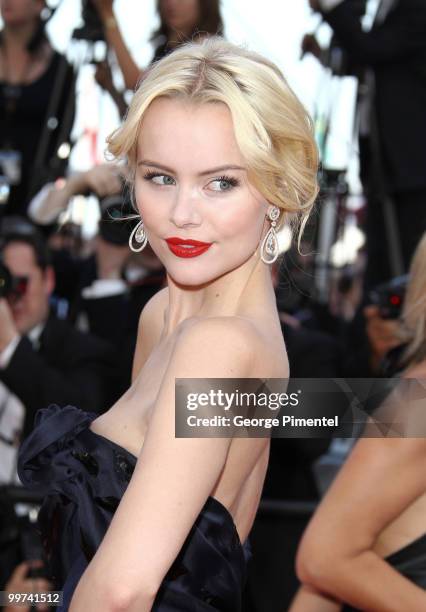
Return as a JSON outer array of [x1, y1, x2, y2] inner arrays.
[[0, 0, 425, 610]]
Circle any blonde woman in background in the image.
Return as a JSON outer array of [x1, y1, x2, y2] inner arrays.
[[396, 232, 426, 372], [17, 38, 318, 611], [290, 233, 426, 611]]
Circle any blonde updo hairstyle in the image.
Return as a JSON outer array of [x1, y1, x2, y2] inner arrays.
[[397, 232, 426, 369], [108, 37, 319, 242]]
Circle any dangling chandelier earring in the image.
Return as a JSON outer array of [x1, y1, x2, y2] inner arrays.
[[260, 205, 281, 264], [129, 218, 148, 253]]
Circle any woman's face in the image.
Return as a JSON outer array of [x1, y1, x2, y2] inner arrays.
[[135, 97, 269, 287], [0, 0, 43, 27], [159, 0, 200, 34]]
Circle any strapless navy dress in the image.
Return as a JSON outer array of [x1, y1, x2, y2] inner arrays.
[[17, 405, 249, 611]]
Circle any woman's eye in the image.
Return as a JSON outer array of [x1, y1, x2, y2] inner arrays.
[[208, 177, 239, 192], [144, 173, 175, 186]]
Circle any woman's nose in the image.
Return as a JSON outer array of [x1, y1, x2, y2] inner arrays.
[[169, 187, 202, 228]]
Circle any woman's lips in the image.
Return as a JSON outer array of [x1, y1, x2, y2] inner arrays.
[[165, 237, 213, 258]]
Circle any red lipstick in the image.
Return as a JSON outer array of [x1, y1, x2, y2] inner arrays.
[[165, 237, 212, 258]]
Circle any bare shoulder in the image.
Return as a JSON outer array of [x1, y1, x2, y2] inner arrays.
[[344, 437, 426, 475], [181, 315, 264, 346], [172, 316, 266, 378], [401, 359, 426, 379], [179, 316, 269, 354]]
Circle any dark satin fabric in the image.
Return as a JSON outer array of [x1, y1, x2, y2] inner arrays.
[[17, 405, 248, 611], [342, 534, 426, 611]]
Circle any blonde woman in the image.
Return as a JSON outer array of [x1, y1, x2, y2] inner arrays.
[[396, 233, 426, 372], [17, 38, 318, 611], [290, 234, 426, 611]]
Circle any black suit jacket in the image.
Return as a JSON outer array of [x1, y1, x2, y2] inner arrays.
[[323, 0, 426, 192], [0, 316, 117, 437]]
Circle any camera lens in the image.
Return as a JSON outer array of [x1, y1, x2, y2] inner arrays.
[[98, 189, 137, 246]]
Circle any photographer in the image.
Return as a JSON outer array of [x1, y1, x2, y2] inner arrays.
[[0, 0, 76, 219], [0, 222, 116, 446], [308, 0, 426, 289]]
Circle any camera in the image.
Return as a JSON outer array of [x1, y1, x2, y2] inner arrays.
[[369, 275, 408, 319], [0, 487, 49, 588], [98, 183, 138, 246], [0, 263, 28, 301]]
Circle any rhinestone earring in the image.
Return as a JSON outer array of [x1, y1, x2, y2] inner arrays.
[[260, 205, 280, 264], [129, 218, 148, 253]]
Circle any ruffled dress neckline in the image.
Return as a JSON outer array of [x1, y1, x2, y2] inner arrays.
[[18, 404, 249, 611]]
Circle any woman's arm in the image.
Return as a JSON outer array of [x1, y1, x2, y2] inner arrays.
[[28, 164, 122, 225], [70, 317, 261, 611], [296, 437, 426, 611], [95, 60, 128, 118], [289, 584, 342, 612], [93, 0, 143, 90]]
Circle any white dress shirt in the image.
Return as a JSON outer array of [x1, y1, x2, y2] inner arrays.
[[0, 323, 44, 484], [319, 0, 397, 23]]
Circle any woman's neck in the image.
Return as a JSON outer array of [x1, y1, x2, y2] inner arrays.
[[1, 22, 50, 84], [2, 21, 37, 53], [162, 254, 276, 336]]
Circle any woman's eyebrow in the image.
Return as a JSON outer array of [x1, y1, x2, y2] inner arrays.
[[198, 165, 246, 176], [137, 159, 246, 175]]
